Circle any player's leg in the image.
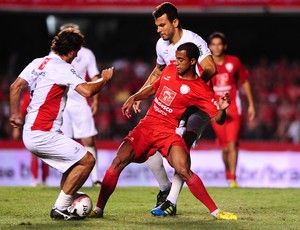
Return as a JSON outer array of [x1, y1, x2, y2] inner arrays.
[[168, 146, 237, 220], [146, 152, 172, 207], [81, 135, 101, 187], [152, 111, 210, 215], [224, 115, 241, 187], [23, 131, 95, 220], [72, 103, 100, 187], [30, 153, 39, 186], [90, 141, 135, 218], [41, 161, 49, 186]]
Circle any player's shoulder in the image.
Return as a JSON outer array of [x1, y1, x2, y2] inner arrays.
[[182, 29, 205, 43], [77, 47, 95, 58], [225, 55, 242, 64]]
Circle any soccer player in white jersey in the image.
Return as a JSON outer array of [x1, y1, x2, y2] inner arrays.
[[59, 23, 101, 187], [133, 2, 218, 216], [9, 28, 113, 220]]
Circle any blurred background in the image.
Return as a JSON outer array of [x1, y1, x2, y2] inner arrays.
[[1, 0, 300, 143]]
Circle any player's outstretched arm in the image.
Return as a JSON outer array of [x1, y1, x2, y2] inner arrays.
[[132, 64, 165, 113], [122, 85, 156, 118], [75, 67, 114, 98]]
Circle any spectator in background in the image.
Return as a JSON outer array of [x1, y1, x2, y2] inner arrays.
[[11, 89, 49, 186], [208, 32, 255, 188], [287, 111, 300, 144], [59, 23, 102, 187]]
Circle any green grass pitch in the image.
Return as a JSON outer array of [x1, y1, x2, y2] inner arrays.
[[0, 186, 299, 229]]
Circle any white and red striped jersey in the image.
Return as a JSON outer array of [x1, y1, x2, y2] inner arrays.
[[20, 53, 85, 132]]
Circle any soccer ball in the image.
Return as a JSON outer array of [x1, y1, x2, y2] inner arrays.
[[67, 192, 93, 219]]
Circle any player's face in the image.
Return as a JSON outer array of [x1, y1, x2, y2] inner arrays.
[[209, 37, 226, 57], [154, 14, 176, 41], [175, 50, 191, 75]]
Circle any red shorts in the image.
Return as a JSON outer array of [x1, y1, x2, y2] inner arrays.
[[211, 113, 241, 148], [124, 120, 188, 163]]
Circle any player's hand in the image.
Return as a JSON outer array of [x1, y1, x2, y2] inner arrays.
[[219, 92, 231, 110], [101, 67, 114, 82], [248, 105, 255, 121], [132, 100, 142, 113], [122, 96, 135, 118], [9, 114, 24, 128], [90, 100, 98, 115]]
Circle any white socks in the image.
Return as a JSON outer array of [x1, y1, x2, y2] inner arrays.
[[146, 152, 171, 191], [166, 173, 184, 205], [54, 190, 73, 211], [211, 208, 220, 218]]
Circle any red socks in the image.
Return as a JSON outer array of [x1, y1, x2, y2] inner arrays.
[[96, 167, 120, 210], [186, 173, 218, 212], [225, 170, 236, 180]]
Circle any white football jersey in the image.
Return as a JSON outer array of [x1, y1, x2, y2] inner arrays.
[[156, 29, 211, 68], [67, 47, 100, 105], [20, 53, 85, 132]]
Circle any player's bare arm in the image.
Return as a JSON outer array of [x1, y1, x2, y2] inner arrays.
[[75, 67, 113, 98], [242, 80, 256, 121], [213, 92, 230, 125], [132, 64, 165, 113], [90, 75, 100, 115], [9, 77, 29, 128], [122, 85, 156, 118], [199, 55, 217, 83]]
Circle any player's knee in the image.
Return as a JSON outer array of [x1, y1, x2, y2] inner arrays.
[[85, 152, 96, 169], [175, 166, 190, 181]]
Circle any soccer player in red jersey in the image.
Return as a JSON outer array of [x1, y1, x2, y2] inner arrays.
[[90, 42, 237, 220], [208, 32, 256, 188]]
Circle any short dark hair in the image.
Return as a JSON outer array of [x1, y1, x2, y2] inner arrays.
[[51, 28, 84, 55], [208, 32, 227, 45], [177, 42, 200, 61], [152, 2, 179, 23]]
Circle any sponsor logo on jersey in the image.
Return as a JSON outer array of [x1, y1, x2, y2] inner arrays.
[[180, 84, 190, 94], [163, 76, 171, 81], [31, 69, 45, 78], [154, 97, 173, 114], [70, 69, 82, 79], [158, 86, 176, 106], [198, 45, 203, 56]]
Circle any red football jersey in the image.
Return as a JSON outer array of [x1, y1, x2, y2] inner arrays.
[[143, 63, 219, 131], [211, 55, 249, 116]]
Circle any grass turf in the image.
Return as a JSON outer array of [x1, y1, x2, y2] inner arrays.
[[0, 186, 299, 229]]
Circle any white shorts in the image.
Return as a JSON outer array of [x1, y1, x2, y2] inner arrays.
[[23, 130, 88, 173], [61, 100, 98, 139]]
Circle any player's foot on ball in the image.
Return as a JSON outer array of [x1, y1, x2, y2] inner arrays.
[[50, 208, 82, 220], [89, 208, 103, 218], [151, 200, 176, 217], [155, 187, 171, 208], [92, 180, 102, 187], [215, 210, 238, 220], [229, 180, 240, 188]]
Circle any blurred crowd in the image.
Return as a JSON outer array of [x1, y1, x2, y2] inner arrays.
[[1, 56, 300, 143]]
